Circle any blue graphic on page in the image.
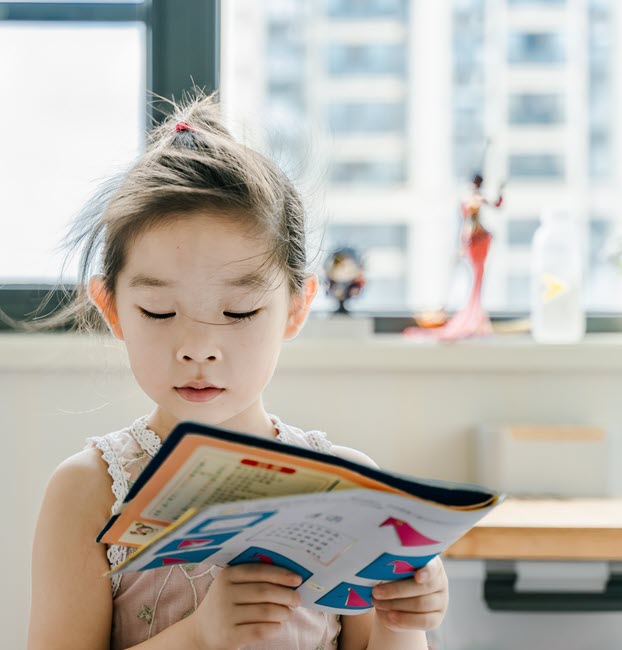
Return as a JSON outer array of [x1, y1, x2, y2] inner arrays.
[[142, 546, 221, 571], [187, 511, 276, 536], [316, 582, 374, 610], [356, 552, 437, 581], [157, 531, 237, 556], [228, 546, 312, 584]]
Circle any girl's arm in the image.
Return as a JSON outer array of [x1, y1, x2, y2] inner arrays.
[[28, 448, 116, 650], [28, 448, 307, 650], [330, 445, 446, 650], [28, 448, 205, 650]]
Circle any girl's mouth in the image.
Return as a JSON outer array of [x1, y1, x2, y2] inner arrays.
[[174, 386, 225, 403]]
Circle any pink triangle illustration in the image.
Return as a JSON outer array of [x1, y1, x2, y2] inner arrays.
[[178, 538, 214, 549], [162, 557, 187, 565], [253, 553, 274, 564], [346, 587, 371, 608], [388, 560, 417, 574], [380, 517, 440, 547]]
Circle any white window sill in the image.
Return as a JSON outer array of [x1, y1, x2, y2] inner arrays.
[[2, 332, 622, 372]]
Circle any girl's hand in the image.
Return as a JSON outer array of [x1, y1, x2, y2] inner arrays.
[[371, 556, 448, 633], [189, 564, 302, 650]]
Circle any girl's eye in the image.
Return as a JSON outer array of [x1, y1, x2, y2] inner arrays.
[[224, 309, 260, 321], [139, 308, 175, 320]]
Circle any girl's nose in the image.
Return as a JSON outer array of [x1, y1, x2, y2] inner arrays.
[[177, 350, 220, 362], [176, 335, 222, 363]]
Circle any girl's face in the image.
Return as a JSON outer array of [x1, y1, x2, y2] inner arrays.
[[90, 214, 316, 438]]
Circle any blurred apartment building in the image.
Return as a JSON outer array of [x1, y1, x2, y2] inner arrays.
[[222, 0, 622, 313]]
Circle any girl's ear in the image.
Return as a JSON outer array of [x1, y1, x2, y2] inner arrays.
[[87, 275, 124, 340], [284, 274, 318, 340]]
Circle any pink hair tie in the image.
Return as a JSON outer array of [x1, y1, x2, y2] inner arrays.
[[174, 121, 194, 133]]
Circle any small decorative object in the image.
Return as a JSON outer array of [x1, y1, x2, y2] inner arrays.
[[323, 246, 366, 314], [404, 173, 504, 341], [413, 309, 449, 329]]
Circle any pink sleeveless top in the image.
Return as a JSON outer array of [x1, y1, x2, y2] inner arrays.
[[85, 415, 342, 650]]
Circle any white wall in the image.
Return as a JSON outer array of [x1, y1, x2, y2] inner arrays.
[[4, 333, 622, 647]]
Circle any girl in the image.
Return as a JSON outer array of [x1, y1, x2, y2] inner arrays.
[[27, 94, 448, 650]]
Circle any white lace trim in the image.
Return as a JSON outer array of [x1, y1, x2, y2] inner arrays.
[[272, 415, 334, 454], [86, 434, 135, 597], [107, 545, 128, 597], [86, 435, 131, 516], [130, 414, 163, 457]]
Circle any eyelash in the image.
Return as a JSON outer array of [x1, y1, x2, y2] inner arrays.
[[138, 308, 260, 322]]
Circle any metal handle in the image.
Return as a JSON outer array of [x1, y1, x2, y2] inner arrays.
[[484, 570, 622, 612]]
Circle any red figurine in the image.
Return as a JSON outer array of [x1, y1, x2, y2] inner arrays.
[[404, 173, 504, 341]]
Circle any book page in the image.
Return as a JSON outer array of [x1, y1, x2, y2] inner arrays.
[[108, 488, 500, 616], [142, 446, 357, 523]]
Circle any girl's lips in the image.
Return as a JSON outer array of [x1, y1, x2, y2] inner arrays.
[[175, 386, 224, 403]]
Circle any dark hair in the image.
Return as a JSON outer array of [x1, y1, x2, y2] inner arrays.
[[6, 91, 310, 333]]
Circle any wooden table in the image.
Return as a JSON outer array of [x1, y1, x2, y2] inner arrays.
[[444, 498, 622, 561]]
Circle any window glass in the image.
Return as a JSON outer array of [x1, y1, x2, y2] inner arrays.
[[0, 23, 145, 282]]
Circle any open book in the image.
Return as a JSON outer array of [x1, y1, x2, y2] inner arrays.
[[97, 420, 503, 615]]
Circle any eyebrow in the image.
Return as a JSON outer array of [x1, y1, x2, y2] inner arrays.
[[128, 271, 270, 290], [128, 274, 176, 289]]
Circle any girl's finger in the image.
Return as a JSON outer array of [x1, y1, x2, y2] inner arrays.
[[226, 563, 302, 587], [372, 575, 444, 601], [232, 602, 296, 625], [232, 582, 302, 608], [372, 590, 446, 614], [415, 556, 444, 584]]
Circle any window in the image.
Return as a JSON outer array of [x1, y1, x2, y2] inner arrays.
[[328, 102, 406, 134], [508, 219, 540, 247], [589, 218, 612, 265], [589, 0, 612, 179], [507, 274, 531, 306], [221, 0, 622, 316], [508, 154, 565, 179], [325, 0, 407, 20], [508, 94, 564, 125], [507, 32, 565, 65], [8, 0, 622, 324], [330, 160, 405, 186], [587, 217, 622, 311], [452, 0, 485, 179], [0, 0, 219, 328], [327, 43, 406, 77], [0, 22, 145, 282], [508, 0, 565, 5]]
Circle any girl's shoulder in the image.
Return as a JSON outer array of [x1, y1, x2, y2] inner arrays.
[[329, 444, 378, 469], [48, 445, 118, 532], [273, 416, 378, 468]]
